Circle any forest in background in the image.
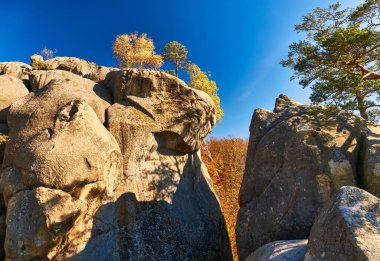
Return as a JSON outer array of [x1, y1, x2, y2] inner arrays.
[[201, 138, 248, 260]]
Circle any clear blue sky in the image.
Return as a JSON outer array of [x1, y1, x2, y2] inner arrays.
[[0, 0, 362, 138]]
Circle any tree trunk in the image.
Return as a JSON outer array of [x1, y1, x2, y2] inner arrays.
[[175, 60, 178, 77], [356, 94, 369, 120]]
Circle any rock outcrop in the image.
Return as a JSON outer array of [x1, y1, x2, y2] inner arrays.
[[304, 186, 380, 261], [0, 75, 29, 123], [359, 126, 380, 198], [44, 56, 117, 82], [236, 95, 361, 260], [245, 239, 307, 261], [0, 56, 231, 260], [0, 62, 31, 81], [97, 69, 231, 260]]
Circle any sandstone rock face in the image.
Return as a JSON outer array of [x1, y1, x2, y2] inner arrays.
[[245, 239, 307, 261], [1, 100, 123, 260], [0, 63, 230, 260], [44, 57, 118, 82], [7, 100, 122, 191], [5, 188, 84, 260], [29, 69, 83, 91], [89, 69, 232, 260], [106, 69, 216, 154], [236, 95, 361, 260], [0, 62, 31, 80], [28, 70, 113, 104], [3, 78, 111, 167], [304, 186, 380, 261], [0, 75, 29, 123], [360, 126, 380, 198], [30, 54, 44, 68]]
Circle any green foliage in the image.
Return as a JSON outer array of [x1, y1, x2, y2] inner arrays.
[[32, 61, 47, 70], [187, 63, 223, 123], [164, 70, 176, 76], [162, 41, 188, 77], [281, 1, 380, 122]]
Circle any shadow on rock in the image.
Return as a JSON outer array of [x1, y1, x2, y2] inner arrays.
[[69, 153, 232, 261]]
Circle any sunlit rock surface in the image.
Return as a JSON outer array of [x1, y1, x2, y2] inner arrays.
[[0, 57, 232, 260]]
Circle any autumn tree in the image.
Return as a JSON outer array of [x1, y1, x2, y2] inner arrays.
[[162, 41, 188, 77], [281, 1, 380, 121], [201, 137, 248, 260], [113, 33, 163, 69], [40, 47, 57, 60], [187, 63, 223, 122]]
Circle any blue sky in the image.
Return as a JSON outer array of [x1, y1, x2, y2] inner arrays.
[[0, 0, 362, 138]]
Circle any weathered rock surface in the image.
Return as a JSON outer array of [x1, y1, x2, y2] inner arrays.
[[0, 75, 29, 123], [28, 69, 113, 104], [0, 62, 230, 260], [236, 95, 361, 260], [245, 239, 307, 261], [7, 100, 122, 191], [304, 186, 380, 261], [44, 56, 117, 82], [5, 188, 84, 260], [1, 100, 123, 260], [89, 69, 232, 260], [30, 54, 44, 68], [0, 62, 31, 80], [3, 78, 111, 168], [360, 126, 380, 198], [29, 69, 85, 91], [106, 69, 216, 153]]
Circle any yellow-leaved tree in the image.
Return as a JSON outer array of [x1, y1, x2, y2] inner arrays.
[[113, 33, 163, 69], [187, 63, 223, 123]]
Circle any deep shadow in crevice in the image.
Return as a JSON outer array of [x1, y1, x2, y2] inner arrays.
[[67, 153, 232, 261]]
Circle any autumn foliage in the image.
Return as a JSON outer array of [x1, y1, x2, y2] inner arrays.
[[201, 137, 248, 260], [113, 33, 163, 69]]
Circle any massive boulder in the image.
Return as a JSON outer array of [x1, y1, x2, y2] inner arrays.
[[28, 69, 112, 104], [44, 56, 117, 82], [29, 69, 96, 91], [3, 78, 111, 167], [4, 100, 122, 192], [0, 75, 29, 123], [245, 239, 307, 261], [0, 64, 231, 260], [106, 69, 216, 154], [5, 188, 84, 260], [92, 69, 232, 260], [30, 54, 44, 68], [236, 95, 361, 260], [0, 62, 31, 81], [1, 100, 123, 260], [304, 186, 380, 261]]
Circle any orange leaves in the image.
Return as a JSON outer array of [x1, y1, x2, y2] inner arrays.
[[113, 33, 163, 69], [201, 137, 248, 260]]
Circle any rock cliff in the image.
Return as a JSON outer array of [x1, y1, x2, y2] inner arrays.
[[237, 95, 380, 260], [0, 56, 232, 260]]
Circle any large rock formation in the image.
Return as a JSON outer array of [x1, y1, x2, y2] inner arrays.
[[359, 126, 380, 198], [0, 75, 29, 123], [0, 62, 31, 81], [236, 95, 362, 260], [97, 69, 230, 260], [245, 239, 307, 261], [44, 56, 117, 82], [304, 186, 380, 261], [0, 57, 231, 260]]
